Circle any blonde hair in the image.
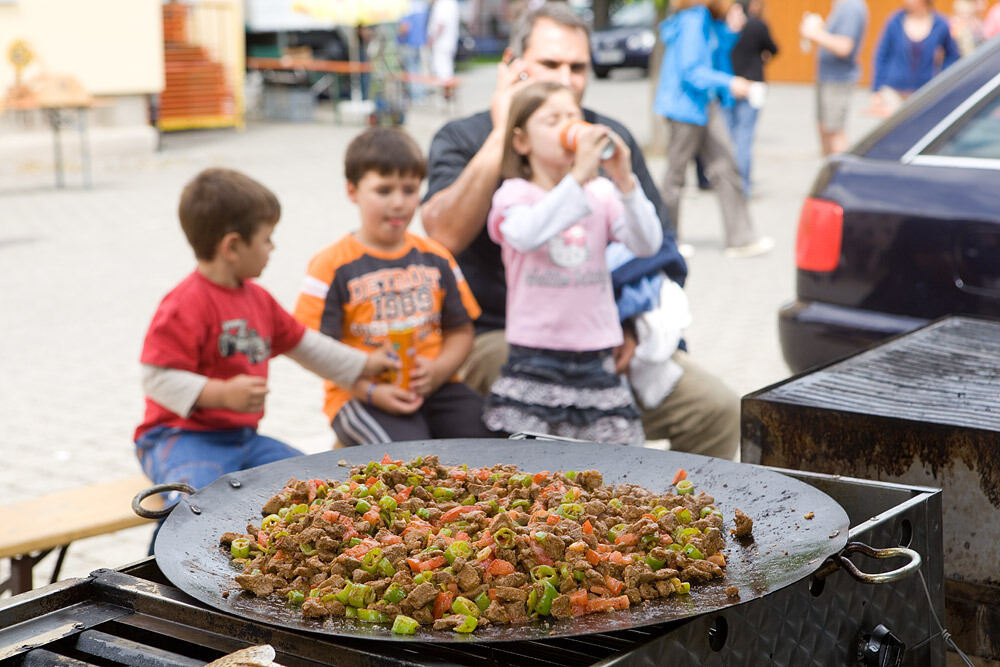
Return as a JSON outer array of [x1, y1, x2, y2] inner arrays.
[[500, 81, 576, 180]]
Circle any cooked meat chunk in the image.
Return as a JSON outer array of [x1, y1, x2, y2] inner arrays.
[[732, 508, 753, 537], [407, 582, 439, 609]]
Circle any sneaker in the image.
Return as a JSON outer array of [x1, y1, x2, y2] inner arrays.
[[678, 243, 696, 258], [724, 236, 774, 259]]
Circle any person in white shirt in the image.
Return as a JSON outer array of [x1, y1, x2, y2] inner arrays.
[[428, 0, 460, 82]]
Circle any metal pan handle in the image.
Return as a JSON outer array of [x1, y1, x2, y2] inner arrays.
[[132, 483, 196, 520], [816, 541, 922, 584]]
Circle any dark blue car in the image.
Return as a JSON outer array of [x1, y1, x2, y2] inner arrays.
[[590, 0, 656, 79], [780, 38, 1000, 373]]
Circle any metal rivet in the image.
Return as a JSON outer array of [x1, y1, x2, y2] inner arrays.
[[190, 505, 202, 515], [73, 622, 86, 630], [230, 479, 242, 488]]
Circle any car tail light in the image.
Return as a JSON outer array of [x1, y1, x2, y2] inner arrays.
[[796, 198, 843, 272]]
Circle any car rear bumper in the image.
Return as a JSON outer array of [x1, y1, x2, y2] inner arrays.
[[778, 300, 928, 373]]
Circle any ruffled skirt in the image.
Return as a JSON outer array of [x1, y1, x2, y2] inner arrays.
[[483, 345, 644, 446]]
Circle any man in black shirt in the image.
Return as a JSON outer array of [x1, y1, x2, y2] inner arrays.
[[421, 3, 740, 460], [726, 0, 778, 197]]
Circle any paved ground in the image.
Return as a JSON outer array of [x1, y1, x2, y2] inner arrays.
[[0, 64, 881, 593]]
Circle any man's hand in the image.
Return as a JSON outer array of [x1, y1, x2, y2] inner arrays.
[[409, 355, 444, 397], [490, 57, 532, 131], [372, 384, 423, 415], [612, 328, 638, 375], [361, 344, 401, 379], [800, 12, 825, 41], [220, 374, 269, 413], [729, 76, 752, 99], [600, 129, 634, 194]]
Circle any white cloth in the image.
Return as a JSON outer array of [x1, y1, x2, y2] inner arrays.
[[627, 278, 691, 409]]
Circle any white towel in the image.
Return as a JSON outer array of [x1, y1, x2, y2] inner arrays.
[[628, 278, 691, 408]]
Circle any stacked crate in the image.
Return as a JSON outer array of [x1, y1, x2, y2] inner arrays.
[[159, 2, 237, 131]]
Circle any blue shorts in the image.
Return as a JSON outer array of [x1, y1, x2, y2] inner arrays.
[[135, 426, 303, 495]]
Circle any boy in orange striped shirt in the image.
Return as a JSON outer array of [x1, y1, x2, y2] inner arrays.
[[294, 128, 493, 445]]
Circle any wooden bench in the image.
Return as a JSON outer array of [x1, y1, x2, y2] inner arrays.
[[0, 474, 162, 596]]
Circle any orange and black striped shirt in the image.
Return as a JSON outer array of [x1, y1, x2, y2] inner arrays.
[[294, 232, 481, 421]]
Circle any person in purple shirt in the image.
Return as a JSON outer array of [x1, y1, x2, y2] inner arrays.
[[871, 0, 960, 116]]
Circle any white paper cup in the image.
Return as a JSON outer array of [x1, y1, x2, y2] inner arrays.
[[748, 82, 767, 109]]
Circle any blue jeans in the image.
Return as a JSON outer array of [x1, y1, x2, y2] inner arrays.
[[136, 426, 303, 495], [723, 99, 759, 198]]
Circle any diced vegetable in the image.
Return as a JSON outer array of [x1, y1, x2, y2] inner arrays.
[[535, 581, 559, 616], [454, 614, 478, 633], [287, 590, 305, 606], [230, 538, 250, 559], [452, 596, 480, 618], [392, 614, 419, 634], [383, 584, 406, 603], [357, 608, 389, 623], [675, 480, 694, 495]]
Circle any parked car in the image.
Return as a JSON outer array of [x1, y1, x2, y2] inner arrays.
[[779, 38, 1000, 373], [590, 0, 656, 79]]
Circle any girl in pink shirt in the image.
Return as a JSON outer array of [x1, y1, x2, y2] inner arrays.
[[482, 82, 662, 445]]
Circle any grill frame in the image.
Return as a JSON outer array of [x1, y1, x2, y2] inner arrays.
[[1, 469, 944, 667]]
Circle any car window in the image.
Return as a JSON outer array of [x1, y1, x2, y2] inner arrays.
[[928, 91, 1000, 160], [610, 0, 654, 28]]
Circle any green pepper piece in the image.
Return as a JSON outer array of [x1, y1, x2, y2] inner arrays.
[[416, 507, 431, 520], [277, 507, 290, 519], [383, 584, 406, 604], [493, 527, 516, 548], [535, 580, 559, 616], [452, 596, 480, 618], [608, 498, 623, 509], [652, 506, 669, 519], [645, 555, 666, 571], [676, 480, 694, 495], [357, 608, 389, 623], [230, 538, 250, 559], [379, 495, 397, 512], [355, 484, 370, 498], [365, 461, 382, 476], [683, 544, 704, 560], [461, 495, 476, 506], [534, 531, 547, 543], [411, 456, 424, 467], [444, 540, 473, 564], [511, 499, 530, 510], [300, 542, 317, 556], [558, 503, 584, 521], [347, 537, 362, 548], [321, 592, 338, 602], [355, 498, 372, 514], [309, 588, 320, 598], [454, 614, 478, 633], [640, 534, 657, 548], [675, 526, 700, 544], [439, 527, 452, 538], [361, 547, 384, 573], [607, 523, 627, 541], [413, 572, 432, 585], [530, 564, 557, 582], [486, 499, 499, 515], [335, 484, 351, 494], [392, 614, 419, 634], [287, 590, 305, 606], [378, 557, 396, 578], [564, 470, 578, 481], [573, 569, 586, 581], [475, 591, 490, 612], [335, 583, 353, 605], [433, 487, 455, 501], [526, 589, 538, 614], [407, 474, 422, 486], [344, 606, 358, 618], [674, 508, 692, 525], [347, 582, 375, 608], [290, 503, 309, 518], [261, 514, 281, 530]]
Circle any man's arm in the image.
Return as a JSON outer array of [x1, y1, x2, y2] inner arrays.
[[801, 13, 857, 59], [421, 126, 505, 256]]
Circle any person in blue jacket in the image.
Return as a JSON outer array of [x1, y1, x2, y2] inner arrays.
[[654, 0, 772, 258], [871, 0, 960, 115]]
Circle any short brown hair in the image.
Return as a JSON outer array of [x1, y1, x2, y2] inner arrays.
[[500, 81, 573, 180], [508, 2, 590, 59], [344, 127, 426, 185], [178, 168, 280, 260]]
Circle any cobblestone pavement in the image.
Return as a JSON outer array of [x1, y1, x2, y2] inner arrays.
[[0, 65, 880, 592]]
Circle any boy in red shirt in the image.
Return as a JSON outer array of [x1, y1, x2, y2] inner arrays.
[[135, 168, 396, 495], [294, 128, 491, 445]]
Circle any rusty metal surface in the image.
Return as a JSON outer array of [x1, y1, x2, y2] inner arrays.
[[148, 439, 850, 643], [741, 315, 1000, 660]]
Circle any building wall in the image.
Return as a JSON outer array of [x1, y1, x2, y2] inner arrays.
[[764, 0, 958, 84], [0, 0, 164, 97]]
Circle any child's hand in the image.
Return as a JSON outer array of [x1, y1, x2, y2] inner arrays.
[[362, 344, 401, 379], [372, 384, 423, 415], [221, 374, 269, 412], [409, 355, 443, 397], [600, 129, 634, 194], [570, 122, 610, 186]]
